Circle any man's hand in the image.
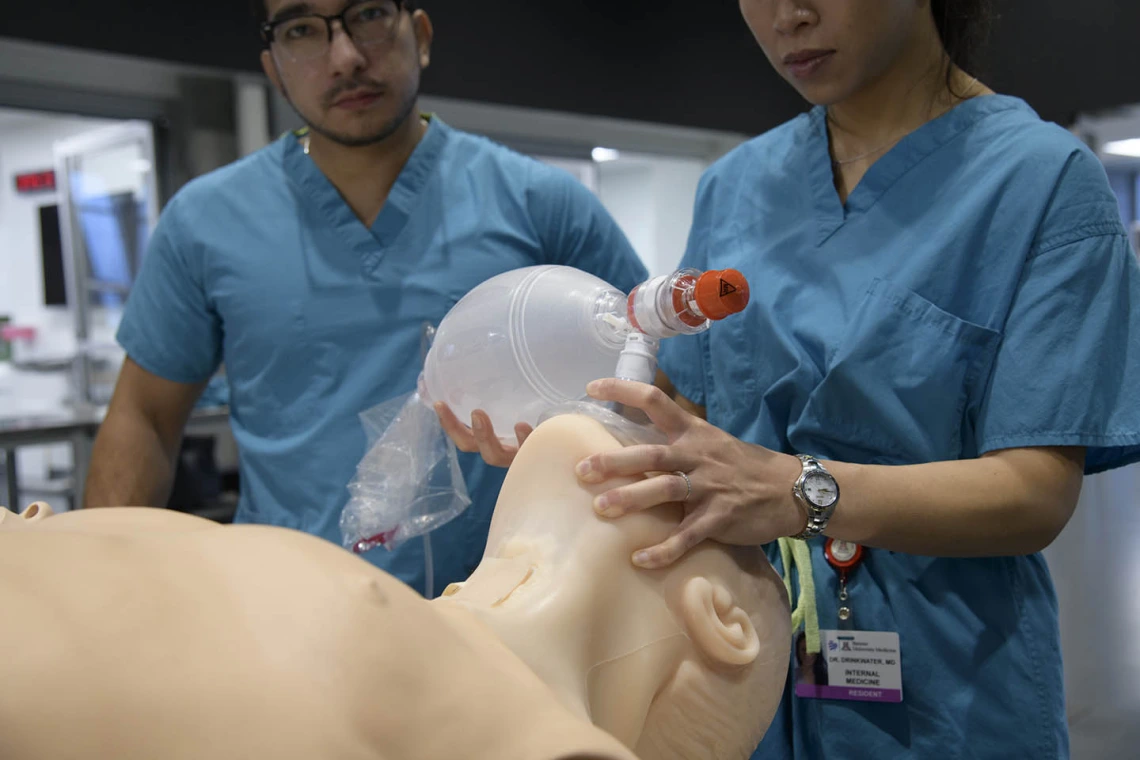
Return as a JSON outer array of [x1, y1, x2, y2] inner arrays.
[[434, 403, 533, 468]]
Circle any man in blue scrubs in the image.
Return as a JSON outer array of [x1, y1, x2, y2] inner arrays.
[[82, 0, 647, 595]]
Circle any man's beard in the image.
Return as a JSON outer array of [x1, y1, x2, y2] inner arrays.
[[287, 77, 420, 148]]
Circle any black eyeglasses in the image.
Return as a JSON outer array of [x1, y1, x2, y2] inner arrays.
[[260, 0, 413, 62]]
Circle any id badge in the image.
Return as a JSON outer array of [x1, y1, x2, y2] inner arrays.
[[795, 630, 903, 703]]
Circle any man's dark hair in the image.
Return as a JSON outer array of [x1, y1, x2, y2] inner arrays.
[[251, 0, 417, 28], [931, 0, 995, 79]]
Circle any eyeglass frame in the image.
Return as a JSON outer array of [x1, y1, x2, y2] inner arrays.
[[258, 0, 417, 52]]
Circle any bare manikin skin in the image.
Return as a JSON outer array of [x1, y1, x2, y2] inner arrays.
[[0, 415, 789, 760]]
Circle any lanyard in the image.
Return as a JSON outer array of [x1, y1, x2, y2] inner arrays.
[[824, 538, 864, 628]]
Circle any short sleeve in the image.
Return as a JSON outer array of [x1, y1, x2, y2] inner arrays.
[[526, 163, 648, 293], [656, 173, 714, 407], [116, 197, 223, 384], [975, 152, 1140, 474]]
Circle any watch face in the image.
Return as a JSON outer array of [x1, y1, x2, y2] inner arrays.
[[803, 473, 838, 508]]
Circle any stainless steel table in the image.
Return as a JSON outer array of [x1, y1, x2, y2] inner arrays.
[[0, 406, 230, 510]]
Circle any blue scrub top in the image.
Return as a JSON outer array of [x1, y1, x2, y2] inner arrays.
[[659, 95, 1140, 758], [118, 116, 648, 595]]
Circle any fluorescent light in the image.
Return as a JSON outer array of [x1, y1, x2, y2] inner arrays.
[[1103, 138, 1140, 158], [592, 147, 620, 163]]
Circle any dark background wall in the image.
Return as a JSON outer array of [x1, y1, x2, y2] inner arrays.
[[5, 0, 1139, 135]]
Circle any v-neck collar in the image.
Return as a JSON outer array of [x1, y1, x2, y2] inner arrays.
[[282, 115, 449, 275], [805, 94, 1026, 245]]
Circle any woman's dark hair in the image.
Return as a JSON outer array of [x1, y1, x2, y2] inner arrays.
[[931, 0, 995, 79]]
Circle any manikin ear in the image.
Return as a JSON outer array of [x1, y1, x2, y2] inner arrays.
[[679, 577, 761, 667], [412, 10, 434, 69]]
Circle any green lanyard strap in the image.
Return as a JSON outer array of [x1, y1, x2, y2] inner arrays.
[[777, 536, 821, 655]]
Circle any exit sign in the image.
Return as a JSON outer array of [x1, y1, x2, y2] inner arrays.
[[14, 170, 56, 194]]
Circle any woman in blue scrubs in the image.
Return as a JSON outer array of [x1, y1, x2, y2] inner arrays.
[[456, 0, 1140, 757]]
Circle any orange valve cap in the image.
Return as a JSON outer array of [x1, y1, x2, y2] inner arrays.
[[694, 269, 750, 320]]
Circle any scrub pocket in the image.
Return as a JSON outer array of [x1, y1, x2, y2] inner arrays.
[[798, 278, 1001, 464], [285, 285, 461, 426], [259, 291, 375, 428]]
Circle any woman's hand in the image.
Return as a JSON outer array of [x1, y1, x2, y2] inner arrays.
[[576, 378, 807, 569], [434, 403, 533, 468]]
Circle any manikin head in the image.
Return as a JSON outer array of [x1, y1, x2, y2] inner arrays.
[[433, 413, 791, 760]]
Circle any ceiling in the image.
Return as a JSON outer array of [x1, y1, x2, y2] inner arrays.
[[4, 1, 1140, 136]]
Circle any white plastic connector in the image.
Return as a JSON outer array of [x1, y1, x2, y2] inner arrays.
[[600, 311, 631, 333], [628, 274, 676, 338], [614, 332, 660, 385]]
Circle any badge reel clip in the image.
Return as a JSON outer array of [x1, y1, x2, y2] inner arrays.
[[824, 538, 864, 629]]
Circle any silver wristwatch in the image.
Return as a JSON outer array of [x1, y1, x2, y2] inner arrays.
[[791, 454, 840, 540]]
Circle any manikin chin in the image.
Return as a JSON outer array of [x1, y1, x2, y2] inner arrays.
[[0, 414, 789, 760]]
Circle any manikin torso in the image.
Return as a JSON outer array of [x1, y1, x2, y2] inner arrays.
[[0, 414, 789, 760]]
